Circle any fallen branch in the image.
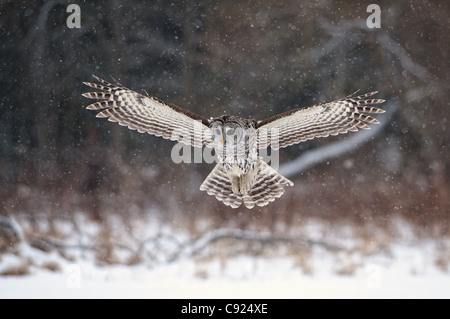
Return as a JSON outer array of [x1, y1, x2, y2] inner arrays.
[[166, 228, 344, 262], [1, 216, 345, 265], [0, 216, 25, 243]]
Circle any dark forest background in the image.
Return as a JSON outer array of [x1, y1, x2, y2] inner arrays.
[[0, 0, 449, 235]]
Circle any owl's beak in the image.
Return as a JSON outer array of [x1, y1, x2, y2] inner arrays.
[[222, 138, 225, 146]]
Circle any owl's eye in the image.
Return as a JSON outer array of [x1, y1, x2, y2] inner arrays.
[[212, 127, 223, 142], [226, 128, 235, 136]]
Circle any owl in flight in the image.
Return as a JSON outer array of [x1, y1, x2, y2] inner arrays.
[[83, 76, 385, 209]]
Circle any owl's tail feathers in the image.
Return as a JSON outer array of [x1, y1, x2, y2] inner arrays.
[[200, 163, 243, 209], [243, 160, 293, 209], [199, 160, 293, 209]]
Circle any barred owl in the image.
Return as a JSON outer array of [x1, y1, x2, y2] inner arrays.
[[83, 76, 385, 209]]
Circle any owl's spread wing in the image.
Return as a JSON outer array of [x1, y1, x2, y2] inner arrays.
[[256, 92, 385, 150], [83, 75, 212, 148]]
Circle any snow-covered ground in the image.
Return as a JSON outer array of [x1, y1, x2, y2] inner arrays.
[[1, 243, 449, 298], [1, 216, 449, 299], [1, 253, 449, 299]]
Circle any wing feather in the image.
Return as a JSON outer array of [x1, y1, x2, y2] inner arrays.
[[83, 75, 212, 147], [257, 92, 385, 149]]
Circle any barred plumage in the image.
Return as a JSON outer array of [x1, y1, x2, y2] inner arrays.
[[256, 91, 385, 149], [83, 75, 212, 148], [83, 76, 385, 209], [199, 158, 293, 209]]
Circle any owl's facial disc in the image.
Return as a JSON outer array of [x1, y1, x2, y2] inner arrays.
[[211, 122, 224, 145], [210, 121, 244, 148], [224, 123, 243, 145]]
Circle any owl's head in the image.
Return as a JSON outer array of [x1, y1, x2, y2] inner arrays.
[[210, 122, 242, 148], [209, 116, 246, 147], [208, 116, 257, 158]]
